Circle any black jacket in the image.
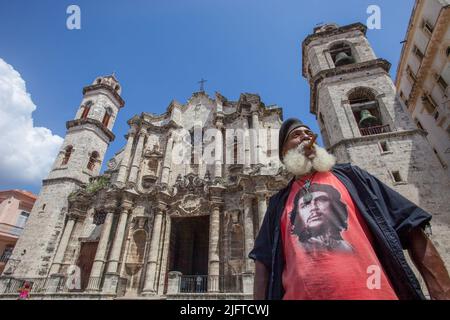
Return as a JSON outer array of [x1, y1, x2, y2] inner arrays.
[[249, 163, 432, 300]]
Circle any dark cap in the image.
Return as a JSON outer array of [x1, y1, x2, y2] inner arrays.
[[278, 118, 310, 161]]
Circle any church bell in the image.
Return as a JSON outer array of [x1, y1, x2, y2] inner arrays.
[[359, 109, 381, 128], [334, 52, 356, 67]]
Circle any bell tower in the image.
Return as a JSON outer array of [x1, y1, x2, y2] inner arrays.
[[302, 23, 450, 268], [3, 75, 125, 278]]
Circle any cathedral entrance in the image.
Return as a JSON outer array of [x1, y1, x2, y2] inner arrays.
[[76, 241, 98, 291], [168, 215, 209, 292]]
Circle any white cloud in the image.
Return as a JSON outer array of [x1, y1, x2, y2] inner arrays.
[[0, 58, 63, 186]]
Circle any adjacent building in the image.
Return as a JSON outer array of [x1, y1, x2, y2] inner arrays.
[[0, 190, 37, 274], [395, 0, 450, 174]]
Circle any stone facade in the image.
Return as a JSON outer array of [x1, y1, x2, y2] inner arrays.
[[0, 78, 287, 299]]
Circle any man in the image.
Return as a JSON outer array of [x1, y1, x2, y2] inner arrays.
[[250, 118, 450, 300]]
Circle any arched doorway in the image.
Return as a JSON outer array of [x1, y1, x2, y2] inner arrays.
[[168, 215, 209, 292]]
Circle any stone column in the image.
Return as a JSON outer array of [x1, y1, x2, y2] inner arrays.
[[128, 128, 146, 184], [103, 200, 132, 293], [49, 216, 76, 275], [256, 193, 268, 229], [243, 195, 255, 272], [47, 214, 77, 293], [167, 271, 182, 294], [161, 135, 174, 185], [86, 211, 114, 291], [142, 205, 164, 294], [208, 204, 221, 292], [117, 128, 136, 185], [157, 213, 172, 295]]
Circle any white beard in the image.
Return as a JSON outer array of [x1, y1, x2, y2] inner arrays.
[[283, 143, 336, 177]]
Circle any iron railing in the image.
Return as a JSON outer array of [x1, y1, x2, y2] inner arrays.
[[359, 124, 390, 136], [0, 252, 11, 264], [0, 276, 104, 295], [0, 278, 48, 294], [179, 274, 242, 293]]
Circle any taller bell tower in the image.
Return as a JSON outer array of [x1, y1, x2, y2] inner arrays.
[[4, 75, 125, 278], [302, 23, 450, 268]]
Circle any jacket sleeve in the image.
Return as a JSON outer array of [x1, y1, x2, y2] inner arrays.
[[248, 194, 276, 270], [354, 165, 432, 249]]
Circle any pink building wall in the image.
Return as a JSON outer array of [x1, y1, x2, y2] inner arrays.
[[0, 190, 37, 274]]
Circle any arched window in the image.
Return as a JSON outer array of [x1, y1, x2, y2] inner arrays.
[[61, 146, 73, 165], [330, 42, 355, 67], [81, 101, 92, 119], [102, 107, 113, 127], [348, 88, 389, 136], [87, 151, 99, 171]]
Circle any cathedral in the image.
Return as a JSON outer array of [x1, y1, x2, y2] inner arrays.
[[0, 22, 448, 299]]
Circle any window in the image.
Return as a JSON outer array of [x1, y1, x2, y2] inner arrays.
[[436, 74, 448, 92], [42, 204, 46, 211], [412, 45, 424, 61], [267, 126, 272, 158], [406, 65, 417, 82], [415, 119, 424, 130], [61, 146, 73, 165], [329, 43, 355, 67], [391, 171, 403, 183], [421, 93, 437, 114], [102, 108, 112, 127], [379, 141, 389, 153], [422, 20, 434, 36], [87, 151, 99, 171], [93, 211, 107, 225], [16, 212, 29, 229], [81, 105, 90, 119], [0, 245, 14, 263]]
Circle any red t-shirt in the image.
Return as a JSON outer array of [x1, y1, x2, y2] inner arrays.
[[281, 171, 398, 300]]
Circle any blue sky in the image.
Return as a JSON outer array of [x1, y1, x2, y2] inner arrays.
[[0, 0, 414, 194]]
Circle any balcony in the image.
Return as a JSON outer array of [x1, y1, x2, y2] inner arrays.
[[0, 223, 24, 237], [359, 124, 391, 136]]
